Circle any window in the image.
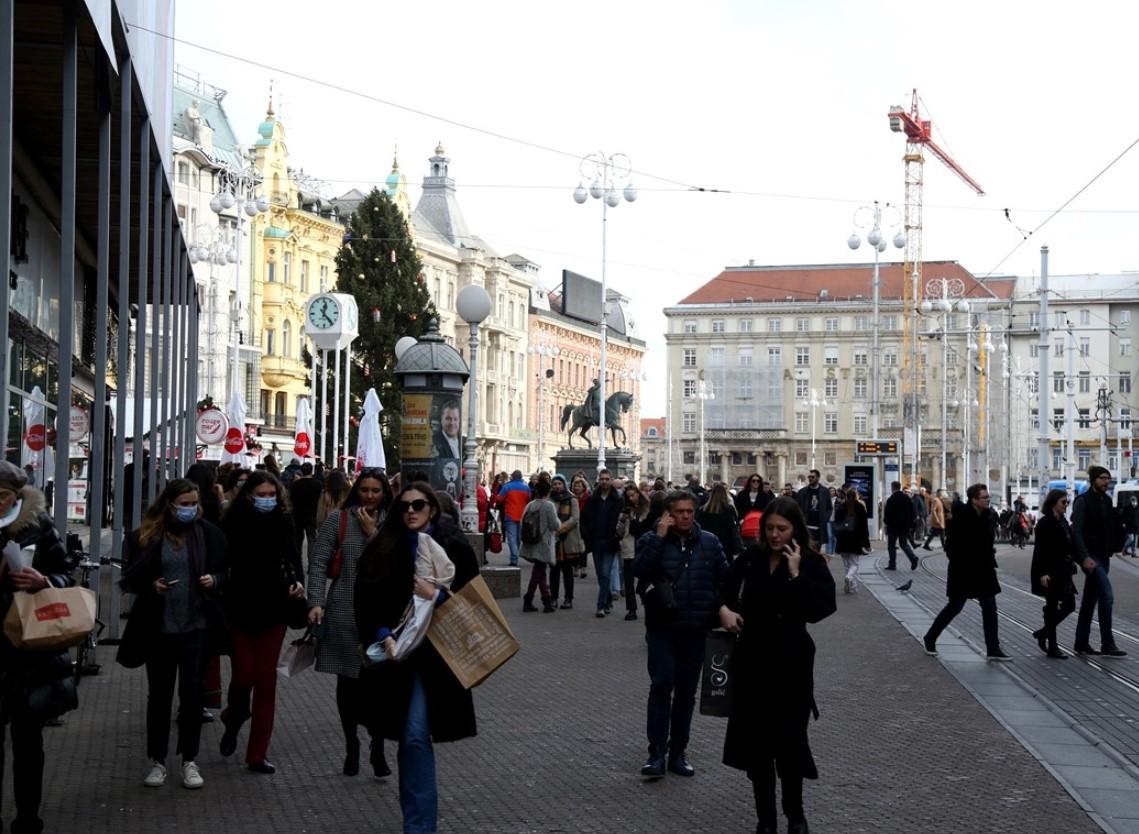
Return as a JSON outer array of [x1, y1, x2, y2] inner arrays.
[[1121, 310, 1132, 325], [767, 318, 783, 333], [300, 260, 309, 292], [683, 450, 696, 464], [795, 451, 808, 467], [948, 313, 959, 331], [267, 261, 276, 283], [882, 315, 898, 331], [824, 346, 839, 366], [1053, 339, 1064, 358], [854, 316, 870, 331], [1080, 309, 1090, 326], [1079, 449, 1091, 471], [795, 412, 808, 433], [824, 317, 839, 332], [824, 451, 837, 467], [738, 377, 753, 397], [712, 320, 725, 333], [265, 328, 276, 355], [824, 413, 838, 433], [854, 414, 867, 434], [684, 319, 697, 334], [768, 346, 782, 367], [1053, 372, 1064, 393], [854, 378, 867, 399], [283, 253, 291, 285], [682, 349, 697, 367], [947, 376, 957, 400], [853, 349, 868, 366], [1052, 447, 1063, 471], [796, 317, 810, 333], [795, 378, 809, 398], [824, 378, 838, 398], [683, 380, 697, 397], [1079, 337, 1089, 357], [1054, 311, 1066, 328], [1031, 409, 1039, 430], [1027, 372, 1039, 394], [1120, 372, 1131, 394], [1053, 408, 1065, 431], [882, 348, 897, 367], [710, 346, 725, 366], [1078, 408, 1091, 429], [884, 377, 897, 398], [1121, 408, 1132, 430], [177, 160, 189, 184], [682, 413, 696, 432], [738, 347, 753, 367], [1029, 311, 1040, 329], [738, 319, 753, 333], [1029, 343, 1039, 358], [282, 320, 292, 358], [795, 347, 810, 366], [1079, 371, 1090, 393], [1122, 338, 1132, 357], [319, 265, 328, 290], [176, 203, 186, 221]]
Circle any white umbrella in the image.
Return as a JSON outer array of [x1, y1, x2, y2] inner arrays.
[[293, 397, 314, 463], [355, 387, 386, 473], [221, 389, 248, 466]]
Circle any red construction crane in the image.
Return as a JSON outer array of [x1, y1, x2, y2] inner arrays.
[[887, 88, 984, 485]]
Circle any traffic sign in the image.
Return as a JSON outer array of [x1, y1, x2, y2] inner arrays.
[[856, 440, 897, 455]]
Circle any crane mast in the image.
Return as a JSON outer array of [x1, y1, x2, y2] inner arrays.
[[888, 89, 984, 487]]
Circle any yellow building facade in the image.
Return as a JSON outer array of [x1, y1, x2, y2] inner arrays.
[[248, 103, 342, 440]]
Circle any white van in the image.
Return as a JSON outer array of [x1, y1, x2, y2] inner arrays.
[[1114, 482, 1139, 511]]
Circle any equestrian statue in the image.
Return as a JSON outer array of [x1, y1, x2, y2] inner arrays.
[[560, 380, 634, 449]]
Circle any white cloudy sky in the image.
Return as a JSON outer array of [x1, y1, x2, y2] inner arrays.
[[165, 0, 1139, 417]]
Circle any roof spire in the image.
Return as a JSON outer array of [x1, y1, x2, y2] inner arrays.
[[266, 79, 275, 118]]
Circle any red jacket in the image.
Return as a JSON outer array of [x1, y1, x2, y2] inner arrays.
[[476, 484, 488, 532]]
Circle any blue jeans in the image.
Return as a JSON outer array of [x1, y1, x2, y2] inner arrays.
[[398, 675, 437, 834], [610, 553, 622, 596], [594, 550, 616, 612], [645, 629, 705, 753], [503, 518, 521, 566], [825, 521, 836, 555], [1075, 558, 1115, 649]]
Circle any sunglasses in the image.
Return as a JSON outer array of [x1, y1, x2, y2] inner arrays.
[[397, 498, 430, 514]]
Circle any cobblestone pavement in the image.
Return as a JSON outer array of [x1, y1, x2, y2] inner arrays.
[[3, 555, 1103, 833]]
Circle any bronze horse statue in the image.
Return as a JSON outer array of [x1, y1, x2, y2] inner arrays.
[[560, 391, 634, 449]]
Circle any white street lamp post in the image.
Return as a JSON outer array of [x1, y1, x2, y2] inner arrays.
[[573, 152, 636, 474], [801, 388, 827, 473], [921, 277, 968, 492], [528, 343, 560, 473], [693, 377, 715, 486], [457, 284, 492, 533]]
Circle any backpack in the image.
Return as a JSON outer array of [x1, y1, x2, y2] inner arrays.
[[521, 503, 544, 545]]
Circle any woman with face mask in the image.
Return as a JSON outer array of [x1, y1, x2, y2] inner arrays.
[[119, 478, 228, 790], [216, 471, 303, 775]]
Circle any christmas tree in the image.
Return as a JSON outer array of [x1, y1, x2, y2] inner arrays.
[[322, 187, 433, 471]]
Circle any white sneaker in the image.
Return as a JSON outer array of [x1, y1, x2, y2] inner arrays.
[[143, 761, 167, 787], [181, 760, 204, 789]]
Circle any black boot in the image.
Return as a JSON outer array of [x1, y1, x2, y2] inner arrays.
[[668, 748, 695, 777], [370, 740, 392, 778], [219, 709, 244, 757], [343, 736, 359, 776], [541, 597, 556, 613], [787, 816, 810, 834], [640, 745, 666, 778], [522, 595, 539, 613]]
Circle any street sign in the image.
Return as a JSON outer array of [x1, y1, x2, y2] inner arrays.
[[856, 440, 897, 455]]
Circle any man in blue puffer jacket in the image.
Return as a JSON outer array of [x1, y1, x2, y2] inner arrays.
[[633, 490, 729, 780]]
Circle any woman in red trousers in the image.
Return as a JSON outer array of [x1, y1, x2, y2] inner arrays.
[[218, 471, 304, 774]]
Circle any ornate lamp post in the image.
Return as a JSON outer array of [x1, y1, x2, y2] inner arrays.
[[921, 277, 969, 491], [528, 342, 560, 472], [457, 284, 492, 533], [573, 151, 636, 473], [187, 224, 230, 402], [689, 375, 715, 486]]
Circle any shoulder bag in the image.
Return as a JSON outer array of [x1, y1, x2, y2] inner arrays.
[[327, 510, 349, 579]]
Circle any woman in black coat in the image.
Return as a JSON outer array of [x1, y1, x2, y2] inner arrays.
[[355, 482, 479, 834], [835, 487, 871, 594], [719, 497, 836, 834], [922, 484, 1009, 660], [0, 464, 75, 831], [734, 474, 770, 518], [217, 471, 304, 774], [697, 483, 742, 562], [119, 477, 228, 790], [1029, 488, 1076, 658]]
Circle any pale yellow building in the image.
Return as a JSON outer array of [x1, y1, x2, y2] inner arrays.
[[248, 102, 342, 445]]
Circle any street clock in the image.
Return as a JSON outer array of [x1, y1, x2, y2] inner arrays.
[[304, 292, 359, 349]]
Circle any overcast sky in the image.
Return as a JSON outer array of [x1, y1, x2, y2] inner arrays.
[[166, 0, 1139, 417]]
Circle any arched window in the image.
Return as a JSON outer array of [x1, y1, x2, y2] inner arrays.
[[282, 319, 292, 358], [648, 427, 658, 437], [265, 329, 275, 356]]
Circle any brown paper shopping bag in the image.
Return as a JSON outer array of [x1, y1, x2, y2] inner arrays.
[[427, 575, 519, 689], [3, 586, 96, 651]]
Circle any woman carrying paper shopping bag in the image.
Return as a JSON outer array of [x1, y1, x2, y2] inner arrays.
[[0, 460, 75, 832], [355, 482, 479, 834]]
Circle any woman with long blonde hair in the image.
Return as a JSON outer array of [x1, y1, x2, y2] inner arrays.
[[835, 487, 870, 594]]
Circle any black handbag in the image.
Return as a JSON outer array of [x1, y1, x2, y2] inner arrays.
[[285, 593, 310, 630]]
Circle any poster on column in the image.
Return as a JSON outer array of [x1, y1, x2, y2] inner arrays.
[[400, 393, 462, 498]]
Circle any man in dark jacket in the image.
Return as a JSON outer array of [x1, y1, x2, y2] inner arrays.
[[794, 470, 831, 549], [922, 483, 1010, 660], [883, 481, 919, 570], [633, 490, 729, 779], [581, 469, 622, 617], [288, 463, 323, 562], [1072, 466, 1127, 657]]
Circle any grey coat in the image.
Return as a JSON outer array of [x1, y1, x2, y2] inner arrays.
[[307, 507, 385, 678], [519, 499, 560, 566]]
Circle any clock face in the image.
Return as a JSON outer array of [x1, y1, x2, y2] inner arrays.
[[307, 296, 340, 330]]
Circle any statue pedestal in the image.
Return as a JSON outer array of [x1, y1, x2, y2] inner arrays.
[[553, 447, 640, 482]]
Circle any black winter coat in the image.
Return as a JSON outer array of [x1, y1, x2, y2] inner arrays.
[[721, 546, 836, 777], [1071, 490, 1124, 562], [883, 491, 916, 532], [1030, 512, 1076, 597], [221, 509, 302, 631], [834, 501, 870, 554], [734, 489, 771, 518], [355, 517, 480, 744], [117, 520, 229, 667], [696, 506, 741, 560], [632, 522, 729, 631], [0, 488, 75, 680], [944, 501, 1000, 599], [582, 488, 623, 554]]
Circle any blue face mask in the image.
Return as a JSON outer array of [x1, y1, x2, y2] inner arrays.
[[174, 506, 198, 523], [253, 496, 278, 513]]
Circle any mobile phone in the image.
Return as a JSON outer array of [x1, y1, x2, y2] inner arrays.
[[165, 579, 182, 586]]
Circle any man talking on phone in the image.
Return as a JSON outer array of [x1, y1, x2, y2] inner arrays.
[[633, 490, 729, 780]]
